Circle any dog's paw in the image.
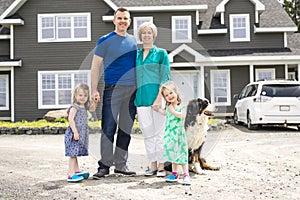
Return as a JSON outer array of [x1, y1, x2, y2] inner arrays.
[[193, 163, 206, 175]]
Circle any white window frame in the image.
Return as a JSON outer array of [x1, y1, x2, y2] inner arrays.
[[0, 75, 9, 110], [133, 17, 153, 44], [210, 69, 231, 106], [172, 16, 192, 43], [38, 13, 91, 43], [230, 14, 250, 42], [255, 68, 276, 81], [38, 70, 91, 109]]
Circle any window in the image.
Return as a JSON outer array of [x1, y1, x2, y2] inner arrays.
[[255, 68, 275, 81], [38, 13, 91, 42], [38, 71, 90, 109], [211, 70, 231, 106], [230, 14, 250, 42], [172, 16, 192, 43], [0, 75, 9, 110], [133, 17, 153, 43]]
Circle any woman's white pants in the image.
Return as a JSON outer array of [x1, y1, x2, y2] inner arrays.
[[137, 106, 166, 163]]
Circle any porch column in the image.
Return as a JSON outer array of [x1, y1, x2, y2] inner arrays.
[[11, 67, 15, 122], [285, 64, 288, 79], [200, 65, 205, 97], [249, 64, 254, 82], [298, 64, 300, 81]]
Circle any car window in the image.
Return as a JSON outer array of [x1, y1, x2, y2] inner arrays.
[[246, 84, 258, 97], [261, 84, 300, 97]]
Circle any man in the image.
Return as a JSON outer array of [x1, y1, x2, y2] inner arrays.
[[91, 7, 137, 179]]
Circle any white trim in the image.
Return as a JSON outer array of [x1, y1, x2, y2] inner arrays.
[[171, 16, 192, 43], [198, 29, 227, 34], [230, 14, 250, 42], [0, 117, 11, 121], [196, 10, 199, 25], [0, 0, 27, 20], [102, 15, 114, 22], [298, 64, 300, 81], [0, 75, 9, 110], [200, 65, 205, 97], [10, 67, 14, 122], [168, 44, 205, 62], [126, 5, 208, 12], [254, 26, 298, 33], [0, 35, 10, 39], [10, 25, 14, 59], [285, 64, 288, 79], [37, 13, 91, 43], [103, 0, 118, 11], [216, 0, 265, 13], [0, 18, 24, 25], [0, 60, 22, 66], [284, 32, 287, 48]]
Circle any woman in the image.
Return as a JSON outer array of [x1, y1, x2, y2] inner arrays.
[[134, 22, 171, 177]]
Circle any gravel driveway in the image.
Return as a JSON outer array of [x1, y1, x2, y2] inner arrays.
[[0, 125, 299, 200]]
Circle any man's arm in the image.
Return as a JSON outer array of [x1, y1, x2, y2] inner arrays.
[[91, 55, 104, 103]]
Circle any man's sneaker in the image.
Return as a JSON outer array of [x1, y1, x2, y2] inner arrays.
[[144, 169, 157, 176], [67, 174, 84, 183], [114, 166, 136, 175], [75, 171, 90, 179], [156, 170, 166, 177], [165, 173, 178, 182], [93, 168, 109, 179], [182, 175, 191, 185]]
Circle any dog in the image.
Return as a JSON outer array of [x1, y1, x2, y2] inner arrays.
[[184, 98, 220, 174], [164, 98, 220, 174]]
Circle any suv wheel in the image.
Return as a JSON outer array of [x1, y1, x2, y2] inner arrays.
[[247, 113, 258, 130], [233, 110, 240, 125]]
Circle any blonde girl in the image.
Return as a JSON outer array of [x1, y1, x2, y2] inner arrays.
[[159, 81, 191, 185], [64, 83, 96, 182]]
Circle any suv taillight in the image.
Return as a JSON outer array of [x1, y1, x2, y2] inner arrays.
[[253, 96, 272, 102]]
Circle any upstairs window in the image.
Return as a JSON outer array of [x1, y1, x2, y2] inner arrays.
[[230, 14, 250, 42], [172, 16, 192, 43], [38, 13, 91, 43], [133, 17, 153, 43]]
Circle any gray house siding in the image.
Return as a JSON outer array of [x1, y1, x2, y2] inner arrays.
[[12, 0, 111, 121], [0, 40, 9, 55]]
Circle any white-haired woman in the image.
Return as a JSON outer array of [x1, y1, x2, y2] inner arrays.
[[134, 22, 171, 177]]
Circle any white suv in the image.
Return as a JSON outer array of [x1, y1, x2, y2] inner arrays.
[[233, 80, 300, 130]]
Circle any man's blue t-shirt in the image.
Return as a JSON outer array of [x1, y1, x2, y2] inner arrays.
[[94, 32, 137, 85]]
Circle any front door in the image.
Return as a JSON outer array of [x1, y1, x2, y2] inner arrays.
[[171, 71, 200, 105]]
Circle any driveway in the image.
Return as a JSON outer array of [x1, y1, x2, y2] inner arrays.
[[0, 125, 299, 200]]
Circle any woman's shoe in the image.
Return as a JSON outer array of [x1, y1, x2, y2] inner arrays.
[[67, 174, 84, 182], [156, 170, 166, 177], [144, 169, 157, 176], [165, 173, 178, 182], [182, 175, 191, 185]]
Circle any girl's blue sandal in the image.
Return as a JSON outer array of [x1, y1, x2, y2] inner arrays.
[[75, 171, 90, 179], [67, 174, 84, 182]]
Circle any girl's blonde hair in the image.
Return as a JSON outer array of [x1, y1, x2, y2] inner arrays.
[[72, 83, 91, 109], [138, 22, 157, 41], [160, 81, 182, 106]]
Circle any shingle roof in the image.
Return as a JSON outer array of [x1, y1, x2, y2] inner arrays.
[[0, 0, 15, 18]]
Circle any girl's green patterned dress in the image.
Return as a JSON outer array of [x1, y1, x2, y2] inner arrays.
[[163, 105, 188, 164]]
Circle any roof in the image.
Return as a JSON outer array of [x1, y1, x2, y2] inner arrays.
[[0, 0, 15, 18]]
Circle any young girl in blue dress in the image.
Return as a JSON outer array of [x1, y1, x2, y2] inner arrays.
[[65, 83, 96, 182], [158, 81, 191, 185]]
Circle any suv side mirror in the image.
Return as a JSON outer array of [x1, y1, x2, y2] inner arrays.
[[233, 94, 239, 100]]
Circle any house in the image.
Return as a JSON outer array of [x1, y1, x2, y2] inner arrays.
[[0, 0, 300, 121]]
